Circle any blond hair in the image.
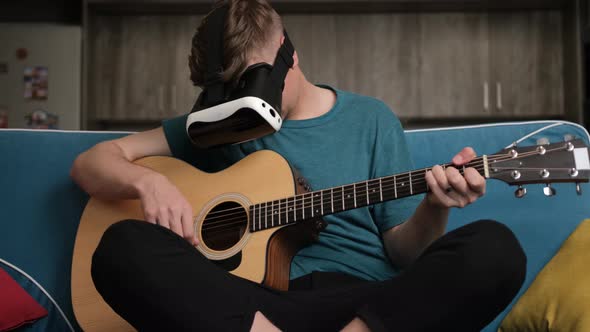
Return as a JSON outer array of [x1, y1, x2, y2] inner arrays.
[[188, 0, 283, 88]]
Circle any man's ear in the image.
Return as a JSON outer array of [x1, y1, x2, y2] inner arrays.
[[292, 50, 299, 68]]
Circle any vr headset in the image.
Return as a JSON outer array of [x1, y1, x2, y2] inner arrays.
[[186, 4, 295, 148]]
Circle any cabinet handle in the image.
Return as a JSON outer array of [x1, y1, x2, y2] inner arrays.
[[496, 82, 503, 110], [158, 85, 164, 111], [171, 85, 177, 111], [483, 82, 489, 111]]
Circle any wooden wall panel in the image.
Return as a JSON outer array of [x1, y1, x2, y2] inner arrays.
[[87, 11, 565, 124], [532, 11, 564, 116], [171, 15, 202, 118], [418, 13, 489, 118], [489, 12, 563, 117], [283, 14, 421, 118]]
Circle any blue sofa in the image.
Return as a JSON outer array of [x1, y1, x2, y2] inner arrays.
[[1, 120, 589, 332]]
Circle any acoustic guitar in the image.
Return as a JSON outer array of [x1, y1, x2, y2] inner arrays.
[[72, 139, 590, 331]]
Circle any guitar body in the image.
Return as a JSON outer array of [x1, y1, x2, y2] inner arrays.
[[71, 150, 318, 332]]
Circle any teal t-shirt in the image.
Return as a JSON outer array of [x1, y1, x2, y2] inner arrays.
[[162, 87, 421, 281]]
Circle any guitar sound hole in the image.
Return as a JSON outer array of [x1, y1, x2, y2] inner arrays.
[[202, 201, 247, 251]]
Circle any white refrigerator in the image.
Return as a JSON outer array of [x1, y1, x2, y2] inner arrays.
[[0, 23, 81, 130]]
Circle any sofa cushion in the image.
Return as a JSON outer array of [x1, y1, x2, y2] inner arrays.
[[0, 267, 47, 331], [499, 219, 590, 331]]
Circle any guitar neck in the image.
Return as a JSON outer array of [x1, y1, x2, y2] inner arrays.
[[249, 155, 489, 232]]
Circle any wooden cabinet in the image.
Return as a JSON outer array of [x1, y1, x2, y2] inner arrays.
[[488, 12, 563, 117], [418, 11, 563, 119], [283, 14, 422, 118], [87, 11, 565, 123], [88, 15, 201, 122], [418, 13, 490, 118], [285, 11, 563, 119]]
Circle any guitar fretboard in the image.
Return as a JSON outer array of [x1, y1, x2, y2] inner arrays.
[[249, 156, 487, 232]]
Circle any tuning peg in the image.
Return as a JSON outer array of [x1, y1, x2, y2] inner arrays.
[[577, 183, 583, 196], [514, 185, 527, 198], [536, 137, 550, 146], [543, 184, 556, 197], [564, 134, 575, 142]]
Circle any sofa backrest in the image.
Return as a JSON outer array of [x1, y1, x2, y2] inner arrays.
[[0, 129, 128, 331], [405, 121, 590, 331]]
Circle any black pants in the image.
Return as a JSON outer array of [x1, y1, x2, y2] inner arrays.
[[92, 219, 526, 332]]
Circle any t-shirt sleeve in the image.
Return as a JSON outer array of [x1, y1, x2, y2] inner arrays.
[[161, 114, 198, 164], [370, 108, 422, 233], [161, 114, 246, 172]]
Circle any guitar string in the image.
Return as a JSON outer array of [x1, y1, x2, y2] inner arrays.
[[201, 165, 488, 232], [202, 146, 561, 219], [200, 146, 573, 231], [202, 152, 574, 232], [203, 159, 485, 221], [200, 179, 464, 233], [210, 147, 566, 219], [199, 158, 524, 231], [201, 164, 485, 226], [201, 157, 498, 227], [202, 161, 583, 233]]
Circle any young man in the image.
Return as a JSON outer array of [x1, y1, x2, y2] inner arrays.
[[71, 0, 526, 331]]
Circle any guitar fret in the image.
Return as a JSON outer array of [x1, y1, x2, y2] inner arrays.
[[259, 203, 262, 230], [271, 200, 275, 227], [286, 198, 290, 225], [279, 199, 283, 225], [311, 193, 315, 218], [276, 200, 279, 225], [271, 158, 494, 224], [293, 196, 296, 222], [248, 156, 511, 231], [278, 199, 281, 224], [303, 194, 306, 220], [318, 192, 322, 215], [331, 188, 334, 213], [368, 180, 377, 204], [284, 198, 289, 225], [251, 205, 255, 231]]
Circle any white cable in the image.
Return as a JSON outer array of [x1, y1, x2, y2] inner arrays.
[[0, 258, 76, 332], [503, 122, 566, 149]]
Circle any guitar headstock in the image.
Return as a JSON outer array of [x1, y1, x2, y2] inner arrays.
[[486, 139, 590, 197]]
